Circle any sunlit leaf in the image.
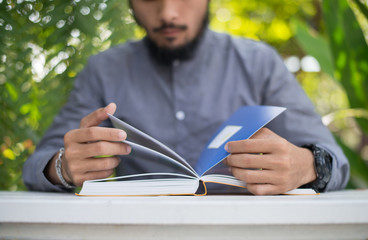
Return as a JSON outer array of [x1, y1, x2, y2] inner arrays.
[[4, 82, 18, 101], [352, 0, 368, 20], [291, 19, 335, 78], [3, 149, 16, 160]]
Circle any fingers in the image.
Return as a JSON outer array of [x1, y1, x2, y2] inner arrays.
[[250, 127, 277, 139], [225, 128, 284, 154], [225, 153, 273, 170], [80, 103, 117, 128], [225, 138, 279, 154], [246, 183, 282, 196], [61, 103, 127, 187], [65, 127, 127, 144], [223, 128, 299, 195], [230, 167, 290, 195], [65, 141, 131, 159], [63, 138, 130, 186], [85, 156, 121, 172], [67, 156, 120, 176], [64, 155, 123, 187], [73, 169, 116, 187], [230, 167, 285, 185]]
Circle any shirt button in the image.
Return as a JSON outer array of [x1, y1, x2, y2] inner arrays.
[[176, 111, 185, 121], [173, 60, 180, 67]]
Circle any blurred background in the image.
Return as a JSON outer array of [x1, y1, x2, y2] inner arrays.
[[1, 0, 367, 191]]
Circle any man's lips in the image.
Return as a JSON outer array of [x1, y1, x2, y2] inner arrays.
[[153, 23, 187, 39], [158, 28, 184, 37]]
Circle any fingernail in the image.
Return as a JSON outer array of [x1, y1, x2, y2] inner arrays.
[[126, 145, 131, 154], [104, 103, 111, 111], [105, 103, 116, 113], [225, 143, 229, 152], [118, 131, 126, 140]]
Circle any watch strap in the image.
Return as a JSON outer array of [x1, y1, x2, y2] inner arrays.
[[303, 144, 332, 192]]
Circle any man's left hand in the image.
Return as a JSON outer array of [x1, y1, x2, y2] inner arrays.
[[224, 128, 317, 195]]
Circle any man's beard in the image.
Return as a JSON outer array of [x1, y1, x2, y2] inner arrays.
[[144, 27, 205, 66], [132, 6, 209, 66]]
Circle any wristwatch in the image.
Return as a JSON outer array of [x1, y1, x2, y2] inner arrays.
[[303, 144, 332, 192]]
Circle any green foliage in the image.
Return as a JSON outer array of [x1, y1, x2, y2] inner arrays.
[[0, 0, 134, 190], [323, 0, 368, 132], [293, 0, 368, 188], [210, 0, 316, 53]]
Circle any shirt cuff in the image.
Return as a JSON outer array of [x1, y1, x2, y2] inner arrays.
[[316, 144, 349, 192]]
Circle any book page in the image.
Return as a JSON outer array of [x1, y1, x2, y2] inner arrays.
[[200, 174, 246, 188], [78, 173, 199, 196], [124, 140, 197, 176], [195, 106, 286, 176], [201, 174, 317, 195], [109, 114, 197, 176]]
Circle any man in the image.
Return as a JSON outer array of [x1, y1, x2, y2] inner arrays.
[[23, 0, 350, 195]]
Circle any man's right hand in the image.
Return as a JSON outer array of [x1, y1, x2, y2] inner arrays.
[[45, 103, 131, 187]]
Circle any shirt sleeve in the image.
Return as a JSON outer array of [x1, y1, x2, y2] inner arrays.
[[254, 44, 350, 191], [22, 57, 106, 192]]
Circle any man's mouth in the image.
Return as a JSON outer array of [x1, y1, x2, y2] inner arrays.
[[160, 28, 183, 37], [153, 23, 188, 38]]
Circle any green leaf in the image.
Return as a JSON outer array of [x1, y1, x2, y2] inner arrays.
[[352, 0, 368, 20], [4, 82, 19, 101], [291, 18, 335, 78]]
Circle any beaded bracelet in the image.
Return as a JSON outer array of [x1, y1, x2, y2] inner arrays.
[[55, 147, 74, 189]]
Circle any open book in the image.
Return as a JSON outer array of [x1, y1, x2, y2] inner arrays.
[[77, 106, 317, 196]]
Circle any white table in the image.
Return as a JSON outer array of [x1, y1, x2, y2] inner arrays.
[[1, 190, 368, 239]]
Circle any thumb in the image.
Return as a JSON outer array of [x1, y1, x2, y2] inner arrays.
[[104, 102, 117, 115], [80, 103, 117, 128]]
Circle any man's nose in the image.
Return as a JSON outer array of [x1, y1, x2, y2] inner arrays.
[[158, 0, 180, 23]]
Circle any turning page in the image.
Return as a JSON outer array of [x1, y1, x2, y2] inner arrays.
[[109, 114, 196, 174]]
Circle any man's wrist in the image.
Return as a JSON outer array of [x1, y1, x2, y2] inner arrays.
[[44, 152, 61, 185], [298, 147, 317, 186], [55, 147, 74, 189], [302, 144, 332, 192], [44, 149, 74, 188]]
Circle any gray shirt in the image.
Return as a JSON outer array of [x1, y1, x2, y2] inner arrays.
[[23, 29, 350, 192]]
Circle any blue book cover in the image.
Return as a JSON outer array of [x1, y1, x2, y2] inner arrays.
[[195, 105, 286, 176]]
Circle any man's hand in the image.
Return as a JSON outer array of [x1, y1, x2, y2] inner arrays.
[[46, 103, 131, 187], [224, 128, 317, 195]]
